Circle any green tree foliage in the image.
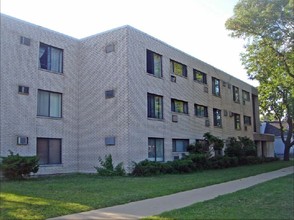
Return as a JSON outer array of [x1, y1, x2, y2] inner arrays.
[[225, 0, 294, 160], [0, 151, 39, 180]]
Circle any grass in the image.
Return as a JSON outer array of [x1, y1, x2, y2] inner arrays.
[[146, 174, 294, 220], [0, 161, 293, 220]]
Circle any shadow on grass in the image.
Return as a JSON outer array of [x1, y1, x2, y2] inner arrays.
[[0, 193, 90, 220]]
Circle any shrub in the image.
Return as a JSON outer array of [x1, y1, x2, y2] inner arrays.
[[225, 136, 257, 158], [94, 154, 125, 176], [0, 151, 39, 180], [186, 154, 208, 170], [131, 160, 162, 176], [171, 159, 194, 173]]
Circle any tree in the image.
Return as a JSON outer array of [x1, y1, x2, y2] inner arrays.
[[225, 0, 294, 160]]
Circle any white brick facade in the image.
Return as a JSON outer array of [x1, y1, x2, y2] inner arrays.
[[0, 14, 263, 174]]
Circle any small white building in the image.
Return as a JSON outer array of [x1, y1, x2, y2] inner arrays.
[[261, 121, 294, 158]]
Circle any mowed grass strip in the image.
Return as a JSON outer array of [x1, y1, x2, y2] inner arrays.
[[0, 161, 293, 220], [147, 174, 294, 220]]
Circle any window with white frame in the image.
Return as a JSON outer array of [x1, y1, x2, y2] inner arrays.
[[212, 77, 220, 96], [147, 93, 163, 119], [146, 50, 162, 77], [148, 138, 164, 162], [39, 43, 63, 73], [171, 99, 188, 114], [37, 90, 62, 118], [37, 138, 61, 165], [172, 139, 189, 152], [170, 60, 187, 77], [213, 108, 222, 127]]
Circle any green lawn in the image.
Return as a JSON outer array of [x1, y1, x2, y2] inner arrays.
[[147, 174, 294, 220], [0, 161, 293, 220]]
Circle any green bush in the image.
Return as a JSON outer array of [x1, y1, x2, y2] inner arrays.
[[171, 159, 194, 173], [0, 151, 39, 180], [94, 154, 126, 176], [131, 160, 161, 176], [225, 136, 257, 158], [186, 154, 208, 170]]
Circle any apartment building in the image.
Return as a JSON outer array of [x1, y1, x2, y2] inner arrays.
[[0, 14, 274, 174]]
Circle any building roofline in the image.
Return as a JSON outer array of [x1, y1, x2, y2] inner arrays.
[[1, 13, 256, 89]]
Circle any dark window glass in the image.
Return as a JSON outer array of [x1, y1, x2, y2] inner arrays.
[[170, 60, 187, 77], [172, 139, 189, 152], [212, 77, 220, 96], [242, 90, 250, 101], [195, 104, 208, 117], [193, 69, 207, 84], [233, 86, 240, 102], [171, 99, 188, 114], [244, 116, 252, 125], [234, 114, 241, 130], [37, 138, 61, 165], [148, 138, 164, 162], [147, 50, 162, 77], [37, 90, 62, 118], [39, 43, 63, 73], [148, 93, 163, 119], [213, 108, 222, 127]]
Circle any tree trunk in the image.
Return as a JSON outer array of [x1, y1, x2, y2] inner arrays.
[[283, 144, 290, 161]]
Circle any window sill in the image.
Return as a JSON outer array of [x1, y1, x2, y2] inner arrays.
[[194, 80, 207, 85], [147, 117, 165, 122], [37, 116, 62, 120], [39, 68, 63, 75], [39, 163, 63, 167], [146, 73, 163, 79], [212, 94, 221, 98], [214, 126, 222, 129], [171, 73, 187, 79], [171, 112, 189, 116], [195, 115, 209, 118]]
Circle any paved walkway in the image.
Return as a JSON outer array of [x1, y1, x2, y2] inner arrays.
[[49, 166, 294, 220]]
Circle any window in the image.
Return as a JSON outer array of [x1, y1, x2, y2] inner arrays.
[[170, 60, 187, 77], [18, 86, 29, 95], [195, 104, 208, 117], [242, 90, 250, 101], [147, 50, 162, 77], [233, 86, 240, 102], [193, 69, 207, 84], [37, 138, 61, 165], [39, 43, 63, 73], [213, 108, 222, 127], [37, 90, 62, 118], [148, 93, 163, 119], [105, 90, 115, 99], [148, 138, 164, 162], [172, 139, 189, 152], [171, 99, 188, 114], [234, 114, 241, 130], [244, 116, 252, 125], [105, 137, 115, 145], [20, 36, 30, 46], [212, 77, 220, 96]]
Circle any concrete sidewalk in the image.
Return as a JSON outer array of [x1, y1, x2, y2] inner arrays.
[[49, 166, 294, 220]]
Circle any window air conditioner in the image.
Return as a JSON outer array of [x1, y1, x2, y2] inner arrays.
[[17, 136, 28, 145]]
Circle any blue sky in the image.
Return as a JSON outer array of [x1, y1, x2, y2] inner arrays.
[[1, 0, 258, 86]]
